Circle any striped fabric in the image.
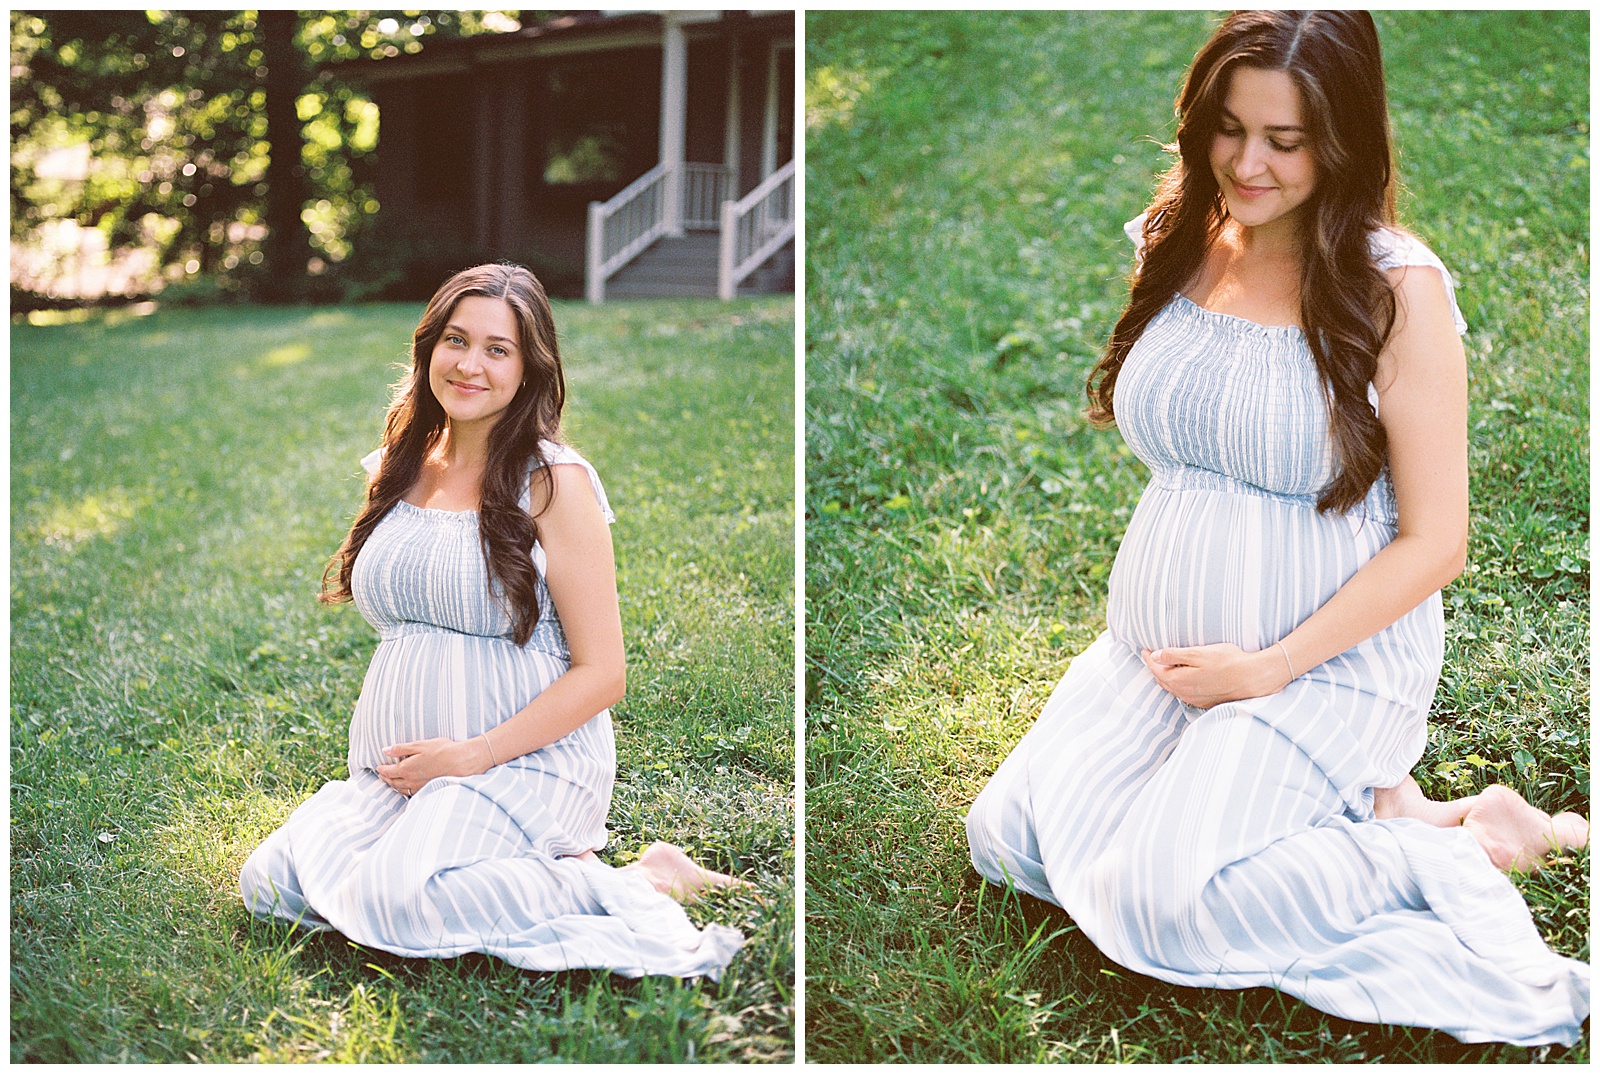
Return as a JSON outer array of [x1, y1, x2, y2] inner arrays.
[[241, 442, 744, 978], [967, 230, 1590, 1045]]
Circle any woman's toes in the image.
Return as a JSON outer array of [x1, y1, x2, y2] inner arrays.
[[1550, 812, 1589, 853]]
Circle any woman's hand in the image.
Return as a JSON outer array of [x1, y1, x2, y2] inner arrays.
[[1140, 643, 1292, 709], [376, 737, 492, 798]]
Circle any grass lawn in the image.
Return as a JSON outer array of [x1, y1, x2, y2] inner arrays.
[[11, 296, 795, 1062], [805, 10, 1588, 1063]]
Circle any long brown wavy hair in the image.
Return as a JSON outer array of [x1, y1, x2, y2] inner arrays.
[[1088, 10, 1397, 514], [321, 263, 568, 645]]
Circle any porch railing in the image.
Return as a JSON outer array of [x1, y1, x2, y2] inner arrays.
[[682, 163, 732, 229], [586, 163, 668, 304], [717, 159, 795, 301], [586, 159, 792, 303]]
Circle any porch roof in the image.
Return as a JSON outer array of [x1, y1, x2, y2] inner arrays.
[[330, 10, 791, 84]]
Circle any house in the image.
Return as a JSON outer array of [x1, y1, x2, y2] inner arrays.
[[337, 10, 795, 301]]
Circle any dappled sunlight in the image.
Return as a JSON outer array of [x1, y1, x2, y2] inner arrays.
[[34, 489, 137, 549], [261, 343, 312, 367], [246, 981, 415, 1063], [21, 301, 160, 328], [151, 781, 294, 893], [304, 310, 353, 329], [806, 65, 874, 133]]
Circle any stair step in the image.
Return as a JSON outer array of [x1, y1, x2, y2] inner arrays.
[[613, 266, 718, 281], [606, 283, 720, 297], [600, 232, 793, 299]]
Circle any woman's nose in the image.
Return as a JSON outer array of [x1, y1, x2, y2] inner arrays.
[[1234, 138, 1269, 179]]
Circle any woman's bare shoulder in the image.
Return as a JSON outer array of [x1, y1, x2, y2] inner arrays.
[[527, 441, 615, 524], [1372, 226, 1467, 336]]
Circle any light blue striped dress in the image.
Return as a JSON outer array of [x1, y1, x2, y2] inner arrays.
[[966, 225, 1590, 1045], [240, 441, 744, 978]]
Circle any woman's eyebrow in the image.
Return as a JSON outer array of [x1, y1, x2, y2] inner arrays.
[[444, 322, 519, 346], [1219, 106, 1304, 133]]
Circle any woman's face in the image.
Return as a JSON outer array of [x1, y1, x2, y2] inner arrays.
[[1208, 66, 1317, 233], [428, 295, 525, 431]]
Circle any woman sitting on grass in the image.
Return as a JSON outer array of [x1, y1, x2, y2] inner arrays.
[[241, 263, 744, 978], [966, 10, 1588, 1045]]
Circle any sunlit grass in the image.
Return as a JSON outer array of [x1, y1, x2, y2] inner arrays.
[[11, 295, 795, 1062], [805, 9, 1588, 1063]]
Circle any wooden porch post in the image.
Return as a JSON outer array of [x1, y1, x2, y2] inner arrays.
[[472, 71, 495, 252], [761, 42, 780, 181], [493, 64, 532, 258], [660, 13, 687, 236], [723, 36, 742, 197], [717, 198, 737, 301]]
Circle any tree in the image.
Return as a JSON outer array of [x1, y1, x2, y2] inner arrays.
[[11, 11, 269, 293], [259, 9, 311, 301], [10, 10, 524, 303]]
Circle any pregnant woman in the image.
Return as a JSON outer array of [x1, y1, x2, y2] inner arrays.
[[966, 11, 1588, 1044], [240, 263, 743, 978]]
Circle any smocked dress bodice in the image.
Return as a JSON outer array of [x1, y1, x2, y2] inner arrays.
[[1116, 294, 1396, 521], [352, 499, 573, 658]]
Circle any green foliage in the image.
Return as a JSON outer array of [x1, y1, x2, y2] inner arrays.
[[9, 10, 522, 300], [11, 296, 795, 1062], [806, 9, 1588, 1063]]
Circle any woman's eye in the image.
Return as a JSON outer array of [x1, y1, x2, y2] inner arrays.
[[1271, 141, 1302, 153]]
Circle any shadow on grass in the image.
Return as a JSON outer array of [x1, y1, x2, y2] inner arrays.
[[966, 880, 1586, 1064], [235, 908, 765, 1063]]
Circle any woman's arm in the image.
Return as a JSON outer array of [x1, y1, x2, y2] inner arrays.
[[1143, 264, 1468, 708], [377, 463, 625, 787]]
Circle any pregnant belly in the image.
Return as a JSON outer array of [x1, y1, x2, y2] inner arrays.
[[346, 630, 568, 772], [1105, 482, 1391, 654]]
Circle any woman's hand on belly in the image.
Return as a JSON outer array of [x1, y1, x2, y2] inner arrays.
[[376, 736, 494, 797], [1141, 642, 1293, 710]]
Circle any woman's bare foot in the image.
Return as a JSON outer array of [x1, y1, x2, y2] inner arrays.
[[1375, 777, 1590, 872], [1461, 784, 1588, 872], [1373, 775, 1477, 827], [624, 841, 747, 904]]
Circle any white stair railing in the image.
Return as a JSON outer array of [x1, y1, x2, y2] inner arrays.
[[717, 159, 795, 301], [586, 164, 668, 304], [587, 162, 736, 302]]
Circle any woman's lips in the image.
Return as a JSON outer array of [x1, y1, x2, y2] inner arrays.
[[1230, 178, 1274, 199], [449, 380, 487, 393]]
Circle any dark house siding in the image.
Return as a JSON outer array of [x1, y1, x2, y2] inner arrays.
[[684, 38, 727, 165], [346, 13, 793, 298]]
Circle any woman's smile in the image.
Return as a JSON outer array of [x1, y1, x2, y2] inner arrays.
[[1227, 178, 1276, 199]]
